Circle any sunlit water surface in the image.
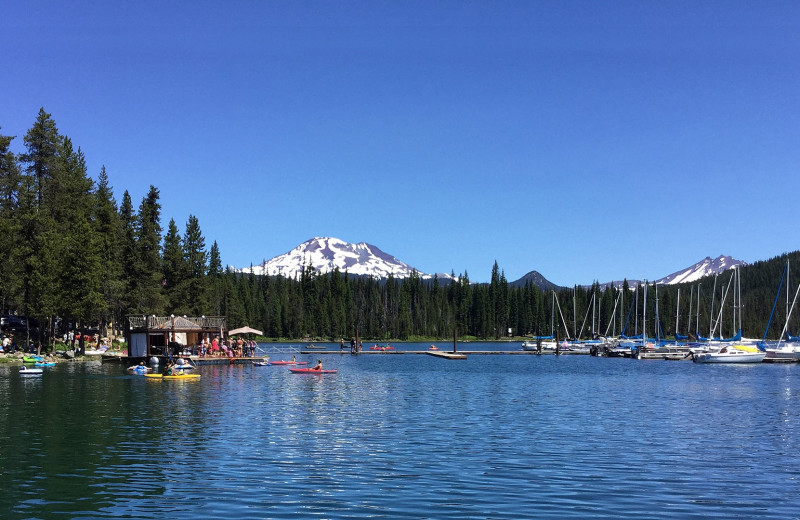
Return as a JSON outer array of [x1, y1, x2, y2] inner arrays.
[[1, 343, 799, 519]]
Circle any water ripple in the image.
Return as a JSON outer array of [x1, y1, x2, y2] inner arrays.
[[2, 353, 800, 518]]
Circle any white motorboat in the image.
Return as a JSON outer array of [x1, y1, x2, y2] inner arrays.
[[521, 339, 556, 352], [692, 344, 766, 364]]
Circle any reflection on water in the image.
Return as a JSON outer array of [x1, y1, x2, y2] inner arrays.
[[1, 349, 800, 519]]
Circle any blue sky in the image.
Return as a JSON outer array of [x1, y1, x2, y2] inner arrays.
[[2, 1, 799, 285]]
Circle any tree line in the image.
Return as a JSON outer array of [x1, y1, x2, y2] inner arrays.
[[1, 109, 798, 348]]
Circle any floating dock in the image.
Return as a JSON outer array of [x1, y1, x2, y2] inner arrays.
[[426, 351, 467, 360]]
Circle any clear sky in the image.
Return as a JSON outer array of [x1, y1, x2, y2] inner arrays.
[[2, 1, 799, 285]]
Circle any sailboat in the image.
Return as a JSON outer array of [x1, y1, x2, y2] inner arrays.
[[692, 266, 765, 364], [692, 343, 766, 363], [760, 261, 800, 362]]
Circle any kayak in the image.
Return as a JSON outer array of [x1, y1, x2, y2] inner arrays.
[[145, 373, 201, 380], [23, 356, 44, 363], [289, 368, 337, 374], [34, 362, 56, 367], [253, 362, 270, 366], [269, 361, 308, 365], [20, 366, 43, 375]]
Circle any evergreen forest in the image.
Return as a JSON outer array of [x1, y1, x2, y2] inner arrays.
[[2, 110, 799, 349]]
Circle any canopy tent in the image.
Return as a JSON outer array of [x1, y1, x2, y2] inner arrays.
[[228, 326, 263, 336]]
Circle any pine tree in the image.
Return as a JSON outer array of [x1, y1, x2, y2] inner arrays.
[[207, 241, 224, 315], [20, 108, 59, 207], [93, 166, 124, 334], [131, 186, 165, 314], [0, 128, 22, 312], [18, 110, 63, 345], [55, 138, 103, 329], [119, 190, 138, 315], [181, 214, 208, 315], [162, 218, 185, 310]]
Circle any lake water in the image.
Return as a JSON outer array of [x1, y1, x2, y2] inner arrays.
[[2, 342, 800, 519]]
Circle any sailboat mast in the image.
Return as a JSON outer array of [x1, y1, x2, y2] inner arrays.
[[710, 275, 718, 339], [696, 284, 701, 337], [573, 286, 577, 339], [655, 283, 660, 341], [687, 286, 693, 338], [643, 281, 648, 340], [676, 287, 681, 339], [738, 265, 742, 336]]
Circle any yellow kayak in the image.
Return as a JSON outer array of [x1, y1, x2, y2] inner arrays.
[[145, 373, 201, 380]]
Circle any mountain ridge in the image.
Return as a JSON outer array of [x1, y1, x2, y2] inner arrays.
[[236, 237, 745, 289]]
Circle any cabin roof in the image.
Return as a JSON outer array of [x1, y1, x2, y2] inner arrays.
[[127, 315, 226, 333]]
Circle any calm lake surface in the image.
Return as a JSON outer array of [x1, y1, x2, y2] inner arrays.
[[2, 342, 800, 519]]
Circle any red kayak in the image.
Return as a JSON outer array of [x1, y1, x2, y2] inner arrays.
[[269, 361, 308, 365], [289, 368, 337, 374]]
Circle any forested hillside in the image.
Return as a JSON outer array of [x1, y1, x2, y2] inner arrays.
[[1, 110, 798, 346]]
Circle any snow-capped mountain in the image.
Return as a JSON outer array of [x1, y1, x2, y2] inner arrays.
[[655, 255, 746, 285], [238, 237, 449, 280], [238, 238, 745, 288], [577, 255, 746, 289]]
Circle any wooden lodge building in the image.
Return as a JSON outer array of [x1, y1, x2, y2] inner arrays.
[[125, 315, 226, 358]]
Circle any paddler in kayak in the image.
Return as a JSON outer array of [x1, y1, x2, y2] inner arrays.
[[310, 359, 322, 371]]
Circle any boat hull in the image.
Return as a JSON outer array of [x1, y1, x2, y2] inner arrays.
[[693, 352, 766, 363]]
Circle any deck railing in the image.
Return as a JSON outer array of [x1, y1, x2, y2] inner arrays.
[[127, 315, 227, 331]]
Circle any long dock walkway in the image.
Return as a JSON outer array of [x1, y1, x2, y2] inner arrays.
[[302, 350, 541, 355]]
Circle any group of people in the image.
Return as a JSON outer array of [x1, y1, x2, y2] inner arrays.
[[1, 335, 15, 353], [198, 336, 257, 358], [347, 338, 363, 354]]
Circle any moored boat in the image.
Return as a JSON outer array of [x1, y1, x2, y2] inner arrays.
[[692, 344, 766, 364]]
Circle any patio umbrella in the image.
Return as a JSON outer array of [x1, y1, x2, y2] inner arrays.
[[228, 326, 263, 336], [228, 326, 263, 358]]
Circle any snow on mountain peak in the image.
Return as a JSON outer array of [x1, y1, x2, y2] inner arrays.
[[238, 237, 447, 280], [656, 255, 746, 285]]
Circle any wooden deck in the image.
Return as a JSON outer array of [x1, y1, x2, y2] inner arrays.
[[190, 356, 268, 365]]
